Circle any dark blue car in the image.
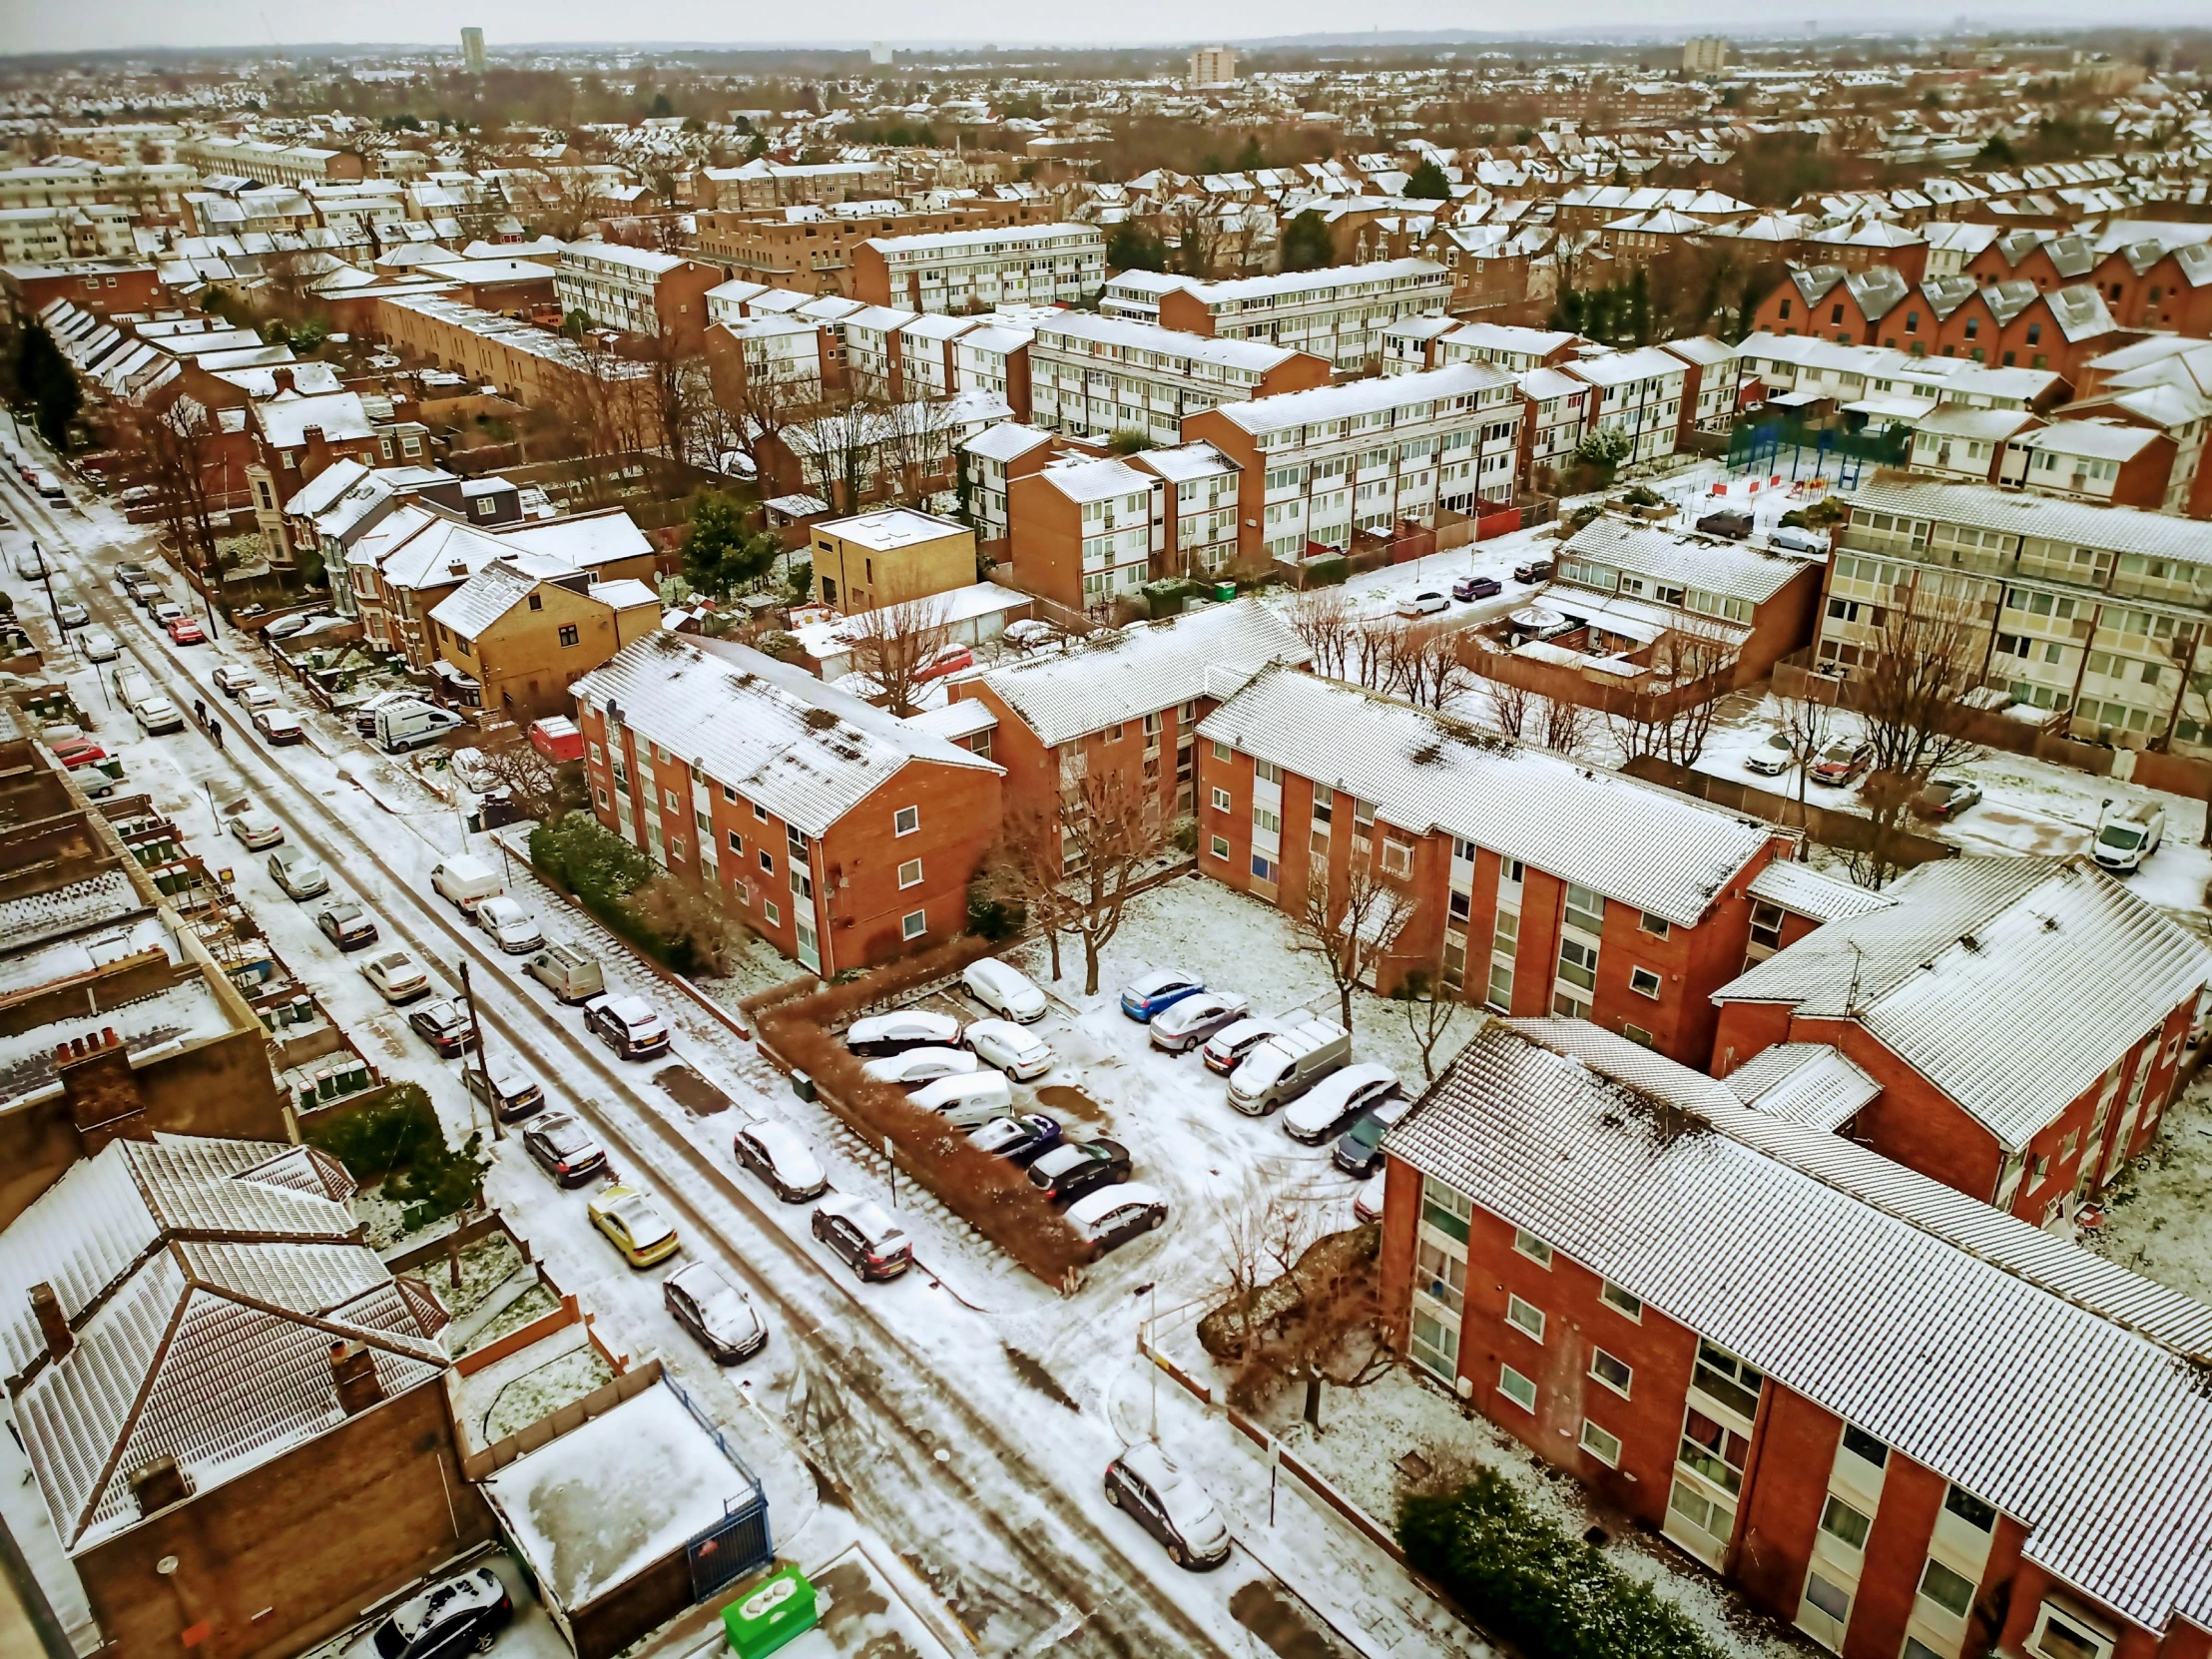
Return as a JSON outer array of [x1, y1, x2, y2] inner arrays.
[[1452, 575, 1502, 602], [1120, 969, 1207, 1022]]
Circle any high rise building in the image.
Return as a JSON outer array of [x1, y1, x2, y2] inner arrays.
[[1190, 46, 1240, 86], [1682, 36, 1732, 74], [461, 26, 487, 75]]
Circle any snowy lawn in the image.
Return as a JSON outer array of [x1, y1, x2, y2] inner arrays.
[[2082, 1068, 2212, 1305]]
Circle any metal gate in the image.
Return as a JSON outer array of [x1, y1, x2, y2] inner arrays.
[[686, 1494, 774, 1601]]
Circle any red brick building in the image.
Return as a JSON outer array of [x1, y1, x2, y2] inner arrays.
[[1752, 265, 2131, 382], [1381, 1016, 2212, 1659], [1712, 854, 2210, 1225], [3, 260, 168, 319], [1194, 666, 1796, 1068], [572, 633, 1003, 974]]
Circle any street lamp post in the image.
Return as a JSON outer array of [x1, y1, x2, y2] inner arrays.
[[456, 958, 503, 1141]]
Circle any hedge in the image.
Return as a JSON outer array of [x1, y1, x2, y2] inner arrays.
[[302, 1082, 489, 1232], [1397, 1472, 1726, 1659], [528, 815, 697, 972]]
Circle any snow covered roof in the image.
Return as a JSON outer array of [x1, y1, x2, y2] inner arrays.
[[573, 635, 999, 837], [1033, 310, 1309, 374], [1385, 1016, 2212, 1637], [1201, 667, 1778, 927], [1747, 857, 1899, 923], [1212, 362, 1515, 437], [1557, 516, 1815, 605], [815, 507, 966, 551], [960, 421, 1055, 462], [492, 509, 653, 570], [1720, 855, 2211, 1149], [974, 601, 1307, 748], [1723, 1041, 1882, 1130], [254, 389, 373, 449], [5, 1135, 446, 1552], [1565, 344, 1689, 387], [2014, 419, 2163, 462], [1179, 256, 1443, 305], [427, 559, 548, 638], [1034, 455, 1157, 506], [1849, 477, 2212, 565]]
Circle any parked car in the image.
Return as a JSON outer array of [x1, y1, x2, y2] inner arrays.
[[253, 706, 304, 746], [1201, 1016, 1290, 1076], [150, 601, 187, 629], [965, 1018, 1054, 1080], [1119, 969, 1207, 1022], [967, 1113, 1062, 1166], [1696, 510, 1755, 541], [166, 616, 206, 645], [1809, 739, 1874, 788], [376, 701, 464, 753], [963, 957, 1047, 1022], [1744, 731, 1796, 776], [360, 949, 431, 1003], [1912, 777, 1982, 820], [844, 1009, 963, 1056], [1027, 1139, 1132, 1205], [268, 845, 328, 899], [461, 1052, 544, 1124], [585, 993, 671, 1060], [523, 942, 603, 1003], [663, 1261, 766, 1364], [49, 736, 108, 771], [1284, 1062, 1402, 1144], [134, 697, 185, 736], [812, 1194, 912, 1281], [407, 998, 478, 1058], [429, 854, 503, 913], [1228, 1018, 1352, 1115], [1149, 991, 1251, 1054], [314, 901, 378, 950], [1452, 574, 1502, 602], [908, 1070, 1015, 1129], [1353, 1170, 1386, 1224], [365, 1565, 511, 1659], [1512, 559, 1554, 584], [264, 613, 317, 641], [1769, 524, 1829, 555], [860, 1046, 977, 1086], [473, 895, 544, 953], [589, 1183, 680, 1269], [1067, 1182, 1166, 1259], [227, 808, 284, 848], [1396, 589, 1449, 618], [124, 579, 166, 607], [733, 1122, 829, 1202], [213, 665, 259, 698], [916, 642, 974, 680], [449, 747, 497, 794], [2094, 802, 2166, 873], [523, 1112, 605, 1186], [1332, 1093, 1414, 1175], [80, 627, 118, 662], [55, 601, 89, 630], [1104, 1443, 1231, 1570], [111, 560, 149, 584]]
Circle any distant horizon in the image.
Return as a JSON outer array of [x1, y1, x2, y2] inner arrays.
[[3, 6, 2208, 62]]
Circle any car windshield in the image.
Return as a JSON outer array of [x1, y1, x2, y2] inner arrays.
[[2098, 823, 2143, 849], [372, 1623, 409, 1659], [1345, 1113, 1387, 1150]]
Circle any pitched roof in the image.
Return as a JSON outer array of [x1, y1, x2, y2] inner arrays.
[[1557, 515, 1816, 604], [1385, 1017, 2212, 1637], [572, 635, 999, 836], [1747, 856, 1900, 923], [1847, 476, 2212, 565], [1723, 1041, 1882, 1130], [1199, 667, 1778, 927], [1718, 855, 2211, 1149]]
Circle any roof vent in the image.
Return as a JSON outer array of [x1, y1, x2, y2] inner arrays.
[[29, 1283, 71, 1362]]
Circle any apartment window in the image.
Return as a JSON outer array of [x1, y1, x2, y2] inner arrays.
[[527, 593, 544, 611], [1629, 966, 1662, 999], [1622, 1024, 1655, 1048], [1312, 784, 1334, 824], [728, 830, 743, 854], [1600, 1281, 1642, 1321], [1252, 853, 1277, 883], [1917, 1558, 1976, 1620], [1420, 1177, 1473, 1243], [2029, 1604, 2116, 1659], [1498, 1365, 1537, 1412], [754, 801, 769, 821], [1416, 1240, 1466, 1315], [558, 624, 580, 647], [1944, 1485, 1996, 1532], [1511, 1228, 1553, 1267], [759, 849, 775, 873], [1409, 1310, 1459, 1382], [1840, 1424, 1888, 1469], [1210, 834, 1231, 860], [1638, 912, 1669, 937], [901, 909, 927, 941], [1212, 740, 1233, 763], [1578, 1420, 1622, 1468], [1589, 1349, 1632, 1397], [1505, 1295, 1544, 1341], [1563, 882, 1604, 935], [722, 785, 737, 802], [1254, 807, 1282, 835], [1693, 1341, 1765, 1420], [1820, 1494, 1874, 1551], [1382, 837, 1413, 876], [1803, 1573, 1852, 1626], [894, 805, 919, 835], [897, 858, 923, 889], [1557, 936, 1599, 993], [764, 899, 781, 925], [1211, 787, 1233, 812]]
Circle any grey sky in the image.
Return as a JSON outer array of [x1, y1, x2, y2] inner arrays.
[[1, 0, 2197, 57]]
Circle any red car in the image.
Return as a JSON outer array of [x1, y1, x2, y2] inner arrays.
[[51, 737, 108, 770], [167, 616, 206, 645], [916, 642, 974, 681]]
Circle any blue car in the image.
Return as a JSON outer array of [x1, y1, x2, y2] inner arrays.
[[1120, 969, 1207, 1022], [1452, 575, 1502, 602]]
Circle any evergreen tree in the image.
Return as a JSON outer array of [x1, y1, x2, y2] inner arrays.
[[682, 494, 776, 598], [1403, 158, 1452, 200], [1106, 222, 1168, 273], [1236, 136, 1265, 173], [1280, 211, 1336, 273], [15, 322, 78, 450]]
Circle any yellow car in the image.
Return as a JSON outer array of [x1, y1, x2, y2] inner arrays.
[[587, 1184, 681, 1269]]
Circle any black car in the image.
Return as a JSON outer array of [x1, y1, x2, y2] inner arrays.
[[1512, 559, 1553, 584], [407, 999, 478, 1058], [811, 1195, 912, 1281], [523, 1112, 606, 1186], [1026, 1138, 1132, 1205], [733, 1123, 830, 1202], [967, 1112, 1062, 1166], [462, 1056, 545, 1124], [368, 1566, 511, 1659], [1103, 1444, 1232, 1570], [1453, 574, 1503, 601], [315, 901, 379, 951], [663, 1261, 768, 1365]]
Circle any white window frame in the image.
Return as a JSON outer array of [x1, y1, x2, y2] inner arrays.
[[1512, 1228, 1553, 1268], [894, 805, 920, 835], [1505, 1295, 1544, 1342], [1498, 1364, 1536, 1412], [1212, 786, 1233, 812], [1630, 965, 1663, 999], [1579, 1419, 1622, 1467], [901, 908, 927, 940], [897, 858, 923, 889], [1590, 1348, 1633, 1398], [1600, 1280, 1643, 1321]]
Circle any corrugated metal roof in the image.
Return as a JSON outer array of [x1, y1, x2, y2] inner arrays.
[[1199, 667, 1777, 926], [1848, 477, 2212, 565], [1384, 1019, 2212, 1634], [573, 634, 999, 837], [1720, 856, 2211, 1149], [1723, 1043, 1881, 1129], [1747, 858, 1900, 922]]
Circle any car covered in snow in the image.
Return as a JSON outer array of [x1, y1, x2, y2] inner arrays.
[[1066, 1182, 1167, 1260], [80, 627, 119, 662], [1104, 1442, 1231, 1570], [1027, 1139, 1132, 1206], [1200, 1016, 1290, 1075], [907, 1070, 1014, 1129], [166, 615, 206, 645], [844, 1009, 963, 1056], [1744, 731, 1795, 776], [962, 957, 1047, 1022], [461, 1052, 544, 1124], [133, 696, 185, 737], [226, 808, 284, 849], [315, 901, 378, 951], [1147, 991, 1252, 1055], [267, 844, 328, 899], [365, 1565, 511, 1659], [252, 706, 304, 746], [1810, 739, 1873, 788], [1282, 1062, 1401, 1145], [1452, 574, 1502, 602], [472, 895, 544, 953], [1912, 777, 1982, 820], [1119, 969, 1206, 1023], [1353, 1170, 1385, 1224], [860, 1045, 977, 1086], [589, 1183, 680, 1269], [1395, 589, 1449, 618], [213, 665, 259, 698], [733, 1122, 829, 1203], [663, 1261, 766, 1364], [812, 1194, 911, 1281], [523, 1112, 605, 1186], [584, 993, 671, 1060], [406, 998, 478, 1058], [967, 1112, 1061, 1166], [360, 949, 431, 1003], [1332, 1093, 1414, 1176], [965, 1018, 1054, 1080]]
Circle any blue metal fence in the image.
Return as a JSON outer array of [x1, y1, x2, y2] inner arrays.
[[662, 1376, 776, 1601]]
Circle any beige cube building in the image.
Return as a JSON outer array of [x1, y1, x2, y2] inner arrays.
[[811, 508, 977, 612]]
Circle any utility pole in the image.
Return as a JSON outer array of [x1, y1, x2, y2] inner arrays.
[[35, 542, 63, 637], [456, 958, 503, 1140]]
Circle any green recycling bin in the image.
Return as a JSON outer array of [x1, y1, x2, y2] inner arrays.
[[722, 1565, 818, 1659], [1213, 581, 1237, 603]]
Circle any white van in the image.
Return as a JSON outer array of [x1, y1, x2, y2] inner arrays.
[[2093, 802, 2165, 873], [908, 1071, 1016, 1129], [1228, 1018, 1351, 1116], [375, 701, 465, 753], [429, 854, 504, 912]]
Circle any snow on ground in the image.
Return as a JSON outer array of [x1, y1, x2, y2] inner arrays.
[[2082, 1069, 2212, 1305]]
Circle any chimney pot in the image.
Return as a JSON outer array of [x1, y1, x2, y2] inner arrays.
[[102, 1028, 116, 1047], [29, 1284, 72, 1361]]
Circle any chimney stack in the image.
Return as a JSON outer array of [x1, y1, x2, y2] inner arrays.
[[329, 1341, 383, 1415], [57, 1028, 150, 1154], [29, 1284, 71, 1362], [128, 1456, 189, 1516]]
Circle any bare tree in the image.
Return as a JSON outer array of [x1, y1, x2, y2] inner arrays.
[[1602, 610, 1737, 770], [1289, 588, 1354, 681], [1391, 967, 1468, 1081], [476, 732, 578, 824], [1486, 673, 1535, 740], [627, 873, 753, 974], [1540, 693, 1593, 758], [874, 396, 953, 509], [838, 592, 953, 716], [1349, 615, 1398, 692], [1390, 623, 1476, 712], [1851, 596, 1985, 888], [1294, 861, 1415, 1031], [987, 798, 1074, 982], [1057, 763, 1169, 996], [552, 332, 655, 501], [118, 390, 226, 577], [1776, 681, 1839, 851]]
